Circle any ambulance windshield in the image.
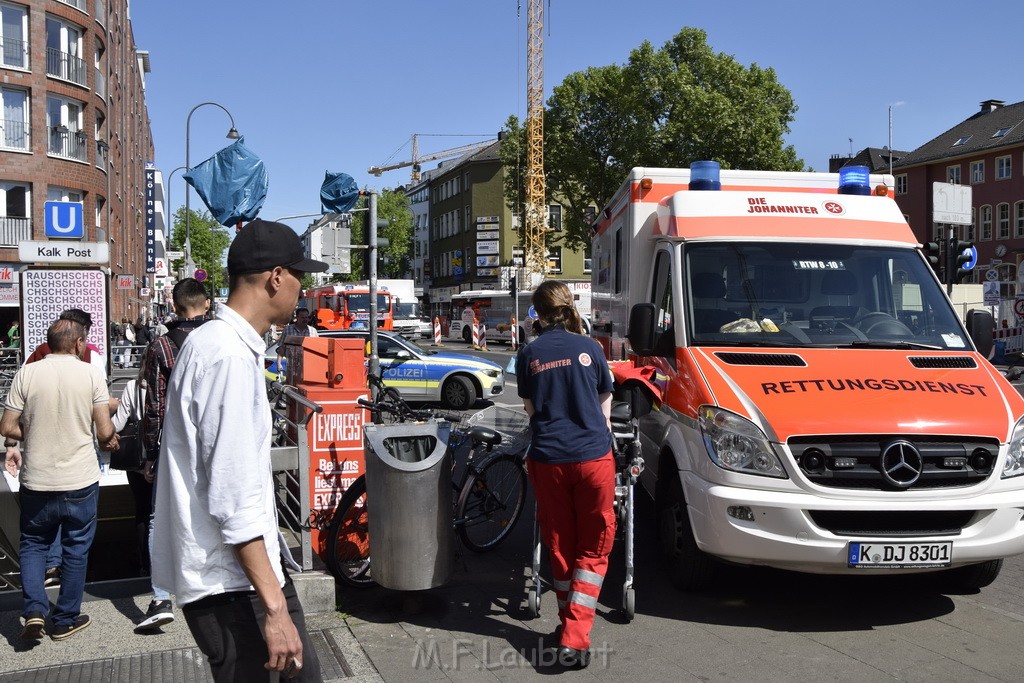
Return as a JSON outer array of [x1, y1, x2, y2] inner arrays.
[[683, 243, 970, 350]]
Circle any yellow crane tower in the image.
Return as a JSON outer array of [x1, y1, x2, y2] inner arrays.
[[522, 0, 548, 288], [368, 134, 496, 183]]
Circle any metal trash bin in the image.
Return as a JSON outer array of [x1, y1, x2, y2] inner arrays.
[[363, 420, 453, 590]]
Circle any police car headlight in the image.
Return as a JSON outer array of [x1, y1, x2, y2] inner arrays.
[[483, 369, 500, 378], [1002, 416, 1024, 478], [699, 406, 787, 478]]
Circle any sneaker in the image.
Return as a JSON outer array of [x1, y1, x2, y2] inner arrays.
[[134, 599, 174, 633], [555, 645, 591, 669], [44, 566, 61, 587], [20, 611, 45, 641], [49, 614, 90, 641]]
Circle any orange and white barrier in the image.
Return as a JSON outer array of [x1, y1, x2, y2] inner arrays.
[[511, 316, 518, 350], [994, 326, 1024, 353], [472, 316, 481, 349], [432, 317, 443, 346], [478, 321, 488, 350]]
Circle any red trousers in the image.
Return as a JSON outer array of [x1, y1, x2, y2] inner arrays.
[[528, 452, 616, 650]]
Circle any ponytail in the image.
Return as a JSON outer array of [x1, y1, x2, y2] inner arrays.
[[532, 281, 583, 334]]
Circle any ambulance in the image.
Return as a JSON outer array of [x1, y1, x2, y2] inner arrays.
[[592, 162, 1024, 590]]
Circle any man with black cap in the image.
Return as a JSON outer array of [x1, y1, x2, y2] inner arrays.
[[151, 219, 327, 681]]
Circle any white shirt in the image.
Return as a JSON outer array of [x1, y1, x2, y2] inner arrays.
[[112, 378, 145, 432], [151, 303, 295, 605]]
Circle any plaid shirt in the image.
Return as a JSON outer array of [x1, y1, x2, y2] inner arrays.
[[141, 317, 207, 458], [281, 323, 317, 337]]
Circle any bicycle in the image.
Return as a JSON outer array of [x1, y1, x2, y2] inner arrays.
[[324, 380, 530, 588]]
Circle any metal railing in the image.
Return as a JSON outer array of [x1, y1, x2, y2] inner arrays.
[[48, 127, 88, 162], [0, 36, 27, 69], [0, 217, 30, 247], [46, 47, 87, 86], [95, 140, 107, 171], [269, 383, 322, 571], [0, 119, 29, 151]]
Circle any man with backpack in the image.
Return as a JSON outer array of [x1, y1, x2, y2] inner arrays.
[[135, 278, 209, 632]]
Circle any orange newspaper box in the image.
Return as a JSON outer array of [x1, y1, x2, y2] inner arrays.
[[282, 335, 367, 558]]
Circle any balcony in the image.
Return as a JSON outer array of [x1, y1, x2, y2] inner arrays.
[[46, 48, 87, 87], [0, 217, 30, 247], [48, 127, 88, 162], [0, 37, 27, 69], [0, 119, 29, 151], [95, 140, 108, 171]]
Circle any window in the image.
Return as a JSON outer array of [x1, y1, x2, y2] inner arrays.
[[48, 185, 82, 203], [95, 195, 104, 229], [0, 2, 29, 69], [0, 86, 29, 151], [970, 160, 985, 184], [548, 204, 562, 231], [583, 205, 597, 226], [546, 247, 562, 273], [583, 245, 592, 273], [997, 155, 1012, 180], [1016, 202, 1024, 238], [968, 208, 976, 241], [45, 16, 86, 86], [512, 246, 523, 267], [895, 174, 907, 195], [980, 205, 992, 240], [953, 135, 971, 146], [998, 204, 1010, 239], [947, 165, 961, 184], [464, 205, 470, 232], [0, 180, 29, 246], [46, 94, 86, 161], [993, 126, 1013, 139]]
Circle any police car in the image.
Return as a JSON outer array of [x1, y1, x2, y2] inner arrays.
[[321, 330, 504, 410]]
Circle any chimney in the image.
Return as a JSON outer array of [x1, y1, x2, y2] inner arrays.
[[980, 99, 1006, 113]]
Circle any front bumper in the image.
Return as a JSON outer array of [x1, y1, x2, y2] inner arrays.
[[683, 473, 1024, 574]]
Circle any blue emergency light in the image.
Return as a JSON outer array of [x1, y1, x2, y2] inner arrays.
[[838, 165, 871, 195], [689, 160, 721, 191]]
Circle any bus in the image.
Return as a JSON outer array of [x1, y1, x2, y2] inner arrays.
[[304, 284, 394, 331], [446, 282, 591, 344]]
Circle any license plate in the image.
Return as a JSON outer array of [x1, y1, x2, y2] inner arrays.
[[847, 541, 952, 569]]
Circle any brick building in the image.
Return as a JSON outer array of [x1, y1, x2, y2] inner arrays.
[[0, 0, 154, 333]]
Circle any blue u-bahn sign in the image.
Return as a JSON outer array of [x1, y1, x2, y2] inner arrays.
[[43, 201, 84, 239]]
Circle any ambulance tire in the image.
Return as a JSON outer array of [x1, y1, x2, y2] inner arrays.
[[442, 375, 476, 411], [657, 469, 715, 591], [942, 559, 1002, 592]]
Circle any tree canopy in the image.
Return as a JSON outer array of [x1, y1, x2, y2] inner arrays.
[[499, 27, 803, 249], [167, 207, 231, 289], [337, 188, 414, 282]]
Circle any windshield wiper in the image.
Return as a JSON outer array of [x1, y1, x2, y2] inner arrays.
[[693, 338, 802, 348], [847, 340, 944, 350]]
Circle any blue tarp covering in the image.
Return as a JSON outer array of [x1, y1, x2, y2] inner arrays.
[[184, 137, 268, 226], [320, 171, 360, 214]]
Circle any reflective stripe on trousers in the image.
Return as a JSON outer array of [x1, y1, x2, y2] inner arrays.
[[528, 452, 616, 650]]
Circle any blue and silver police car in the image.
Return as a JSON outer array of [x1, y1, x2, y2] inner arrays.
[[321, 330, 504, 410]]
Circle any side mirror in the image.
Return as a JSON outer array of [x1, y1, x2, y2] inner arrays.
[[966, 308, 993, 359], [394, 350, 412, 360], [627, 303, 657, 356]]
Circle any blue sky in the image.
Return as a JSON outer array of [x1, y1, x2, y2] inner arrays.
[[130, 0, 1023, 232]]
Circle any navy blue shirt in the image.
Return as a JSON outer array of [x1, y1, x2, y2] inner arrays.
[[517, 326, 613, 464]]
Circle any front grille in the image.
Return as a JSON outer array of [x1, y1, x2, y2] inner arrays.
[[908, 356, 977, 369], [789, 434, 998, 490], [714, 352, 806, 366], [807, 510, 976, 537]]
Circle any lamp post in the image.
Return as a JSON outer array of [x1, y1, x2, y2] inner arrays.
[[184, 102, 240, 277]]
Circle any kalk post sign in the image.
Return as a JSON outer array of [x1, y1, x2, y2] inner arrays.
[[20, 268, 109, 364]]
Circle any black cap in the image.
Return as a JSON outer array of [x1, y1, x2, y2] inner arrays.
[[227, 219, 329, 276]]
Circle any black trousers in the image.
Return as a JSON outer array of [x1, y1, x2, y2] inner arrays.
[[181, 575, 322, 682]]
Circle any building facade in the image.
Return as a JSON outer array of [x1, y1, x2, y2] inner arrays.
[[0, 0, 154, 332]]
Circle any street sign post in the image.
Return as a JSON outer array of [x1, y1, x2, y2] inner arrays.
[[194, 268, 207, 282], [18, 241, 109, 264], [43, 201, 85, 239]]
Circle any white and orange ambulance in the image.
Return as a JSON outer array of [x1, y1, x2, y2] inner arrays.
[[592, 162, 1024, 590]]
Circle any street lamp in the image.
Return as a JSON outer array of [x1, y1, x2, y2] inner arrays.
[[184, 101, 240, 277]]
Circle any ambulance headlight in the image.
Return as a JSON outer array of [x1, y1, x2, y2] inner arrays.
[[1002, 416, 1024, 478], [699, 406, 787, 478]]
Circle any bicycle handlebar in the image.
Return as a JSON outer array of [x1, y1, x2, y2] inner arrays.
[[270, 381, 323, 414]]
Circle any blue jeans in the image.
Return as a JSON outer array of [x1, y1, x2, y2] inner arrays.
[[19, 483, 99, 627], [148, 469, 171, 602]]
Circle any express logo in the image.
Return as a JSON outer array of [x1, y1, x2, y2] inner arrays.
[[578, 352, 592, 367], [823, 201, 845, 215]]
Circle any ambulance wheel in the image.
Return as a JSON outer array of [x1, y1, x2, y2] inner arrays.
[[527, 587, 541, 617], [657, 468, 715, 591], [442, 375, 475, 411], [623, 587, 635, 621], [943, 559, 1003, 591]]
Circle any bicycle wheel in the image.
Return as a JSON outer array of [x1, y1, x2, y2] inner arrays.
[[324, 475, 376, 588], [455, 453, 527, 552]]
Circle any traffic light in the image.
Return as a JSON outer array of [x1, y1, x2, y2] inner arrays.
[[509, 273, 517, 300], [947, 238, 975, 284], [921, 241, 942, 281], [360, 211, 391, 279]]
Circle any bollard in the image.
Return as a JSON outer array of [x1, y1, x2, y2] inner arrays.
[[510, 316, 518, 351], [433, 316, 444, 346], [472, 316, 481, 349], [478, 321, 488, 350]]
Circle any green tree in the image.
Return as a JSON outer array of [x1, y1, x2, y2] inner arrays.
[[337, 188, 414, 282], [499, 27, 803, 249], [167, 207, 232, 288]]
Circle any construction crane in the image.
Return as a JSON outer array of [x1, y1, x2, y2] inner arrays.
[[522, 0, 548, 288], [368, 134, 496, 183]]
